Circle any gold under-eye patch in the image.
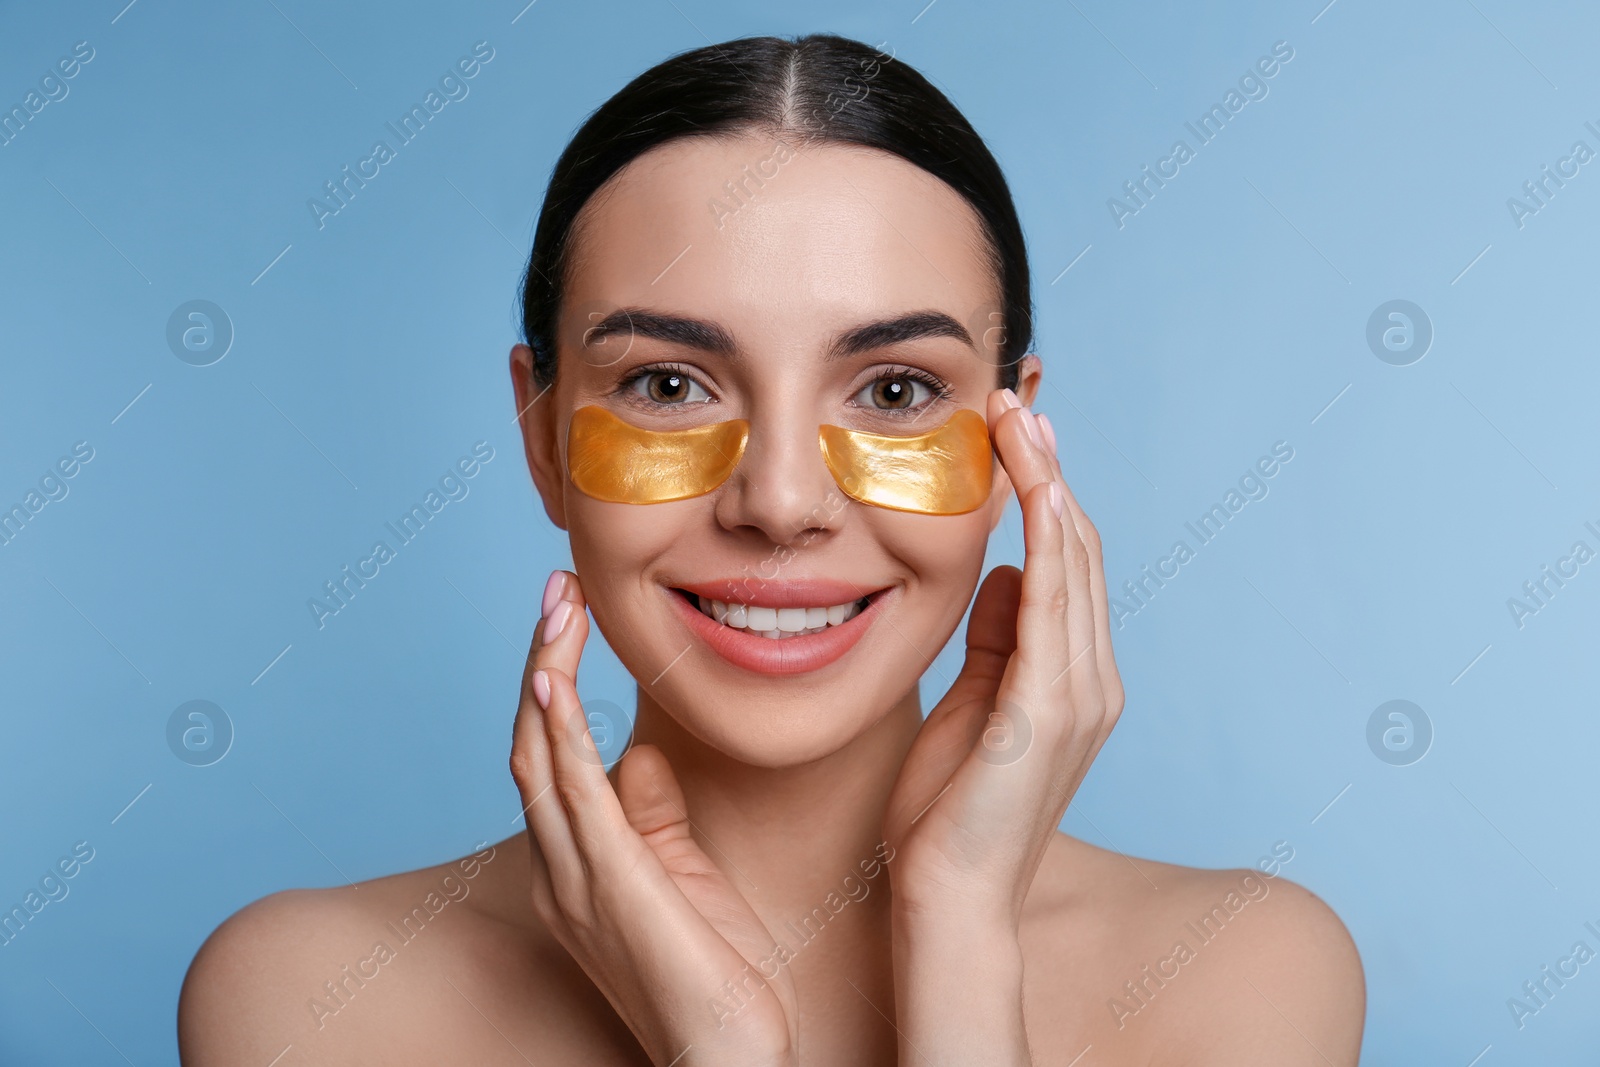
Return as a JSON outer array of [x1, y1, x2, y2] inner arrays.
[[818, 408, 993, 515], [565, 404, 992, 515], [565, 405, 749, 504]]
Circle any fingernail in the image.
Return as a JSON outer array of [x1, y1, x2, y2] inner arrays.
[[999, 388, 1021, 410], [543, 601, 573, 645], [1038, 413, 1058, 453], [541, 571, 564, 617], [1049, 482, 1064, 518], [1022, 409, 1042, 448], [532, 669, 552, 710]]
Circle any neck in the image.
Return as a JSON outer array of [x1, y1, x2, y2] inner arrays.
[[622, 680, 924, 916], [477, 677, 923, 1064]]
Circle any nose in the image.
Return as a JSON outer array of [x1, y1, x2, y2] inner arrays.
[[712, 410, 843, 546]]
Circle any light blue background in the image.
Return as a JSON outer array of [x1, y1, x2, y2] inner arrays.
[[3, 0, 1596, 1062]]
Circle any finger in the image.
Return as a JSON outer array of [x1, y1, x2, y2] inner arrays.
[[1021, 419, 1098, 701], [987, 389, 1055, 507], [1031, 423, 1119, 802], [1053, 480, 1104, 736], [510, 624, 578, 902], [613, 746, 802, 1048], [533, 569, 590, 681], [964, 564, 1022, 662], [1036, 415, 1124, 724], [532, 569, 616, 849], [923, 489, 1070, 841], [986, 397, 1100, 771], [618, 746, 803, 1022], [994, 400, 1095, 684], [936, 564, 1021, 717], [888, 567, 1022, 834], [617, 743, 697, 844], [1002, 479, 1071, 715], [538, 664, 634, 863], [616, 745, 766, 910], [617, 745, 772, 950]]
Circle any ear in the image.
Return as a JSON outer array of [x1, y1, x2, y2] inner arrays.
[[510, 343, 568, 530], [985, 353, 1043, 534], [1012, 352, 1042, 409]]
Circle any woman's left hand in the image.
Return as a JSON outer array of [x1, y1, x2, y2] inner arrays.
[[880, 388, 1125, 1058]]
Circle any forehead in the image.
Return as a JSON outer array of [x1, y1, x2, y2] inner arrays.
[[563, 134, 1000, 348]]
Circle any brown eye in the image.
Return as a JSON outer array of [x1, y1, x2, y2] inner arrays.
[[629, 369, 710, 405], [854, 374, 935, 411]]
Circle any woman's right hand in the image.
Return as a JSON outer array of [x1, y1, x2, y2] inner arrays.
[[510, 570, 799, 1067]]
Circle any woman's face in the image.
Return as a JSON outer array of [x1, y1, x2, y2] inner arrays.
[[514, 132, 1040, 767]]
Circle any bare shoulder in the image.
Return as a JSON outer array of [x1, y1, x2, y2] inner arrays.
[[176, 840, 582, 1066], [1020, 832, 1365, 1066], [178, 881, 365, 1064]]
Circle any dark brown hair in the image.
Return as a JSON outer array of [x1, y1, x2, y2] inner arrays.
[[520, 33, 1032, 389]]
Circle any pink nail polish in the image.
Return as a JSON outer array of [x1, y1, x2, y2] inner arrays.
[[541, 571, 564, 617], [1049, 482, 1064, 518], [999, 388, 1021, 410], [543, 601, 572, 645], [1022, 409, 1042, 447], [532, 669, 552, 710], [1038, 413, 1058, 453]]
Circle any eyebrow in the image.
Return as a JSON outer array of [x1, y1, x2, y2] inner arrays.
[[584, 307, 976, 363]]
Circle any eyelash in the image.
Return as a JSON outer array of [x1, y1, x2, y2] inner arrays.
[[854, 365, 954, 417], [612, 361, 955, 415], [614, 362, 712, 408]]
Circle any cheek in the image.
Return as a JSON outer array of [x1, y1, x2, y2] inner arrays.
[[565, 497, 698, 640], [873, 509, 991, 608], [567, 498, 679, 582]]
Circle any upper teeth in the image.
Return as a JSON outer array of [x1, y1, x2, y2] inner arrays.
[[694, 595, 865, 639]]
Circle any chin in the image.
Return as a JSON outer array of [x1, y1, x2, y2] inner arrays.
[[656, 686, 900, 769]]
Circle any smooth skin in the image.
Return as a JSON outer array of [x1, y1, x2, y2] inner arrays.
[[179, 133, 1364, 1065]]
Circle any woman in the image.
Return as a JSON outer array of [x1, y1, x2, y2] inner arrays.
[[179, 33, 1363, 1065]]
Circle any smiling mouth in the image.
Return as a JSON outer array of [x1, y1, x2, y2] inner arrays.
[[671, 588, 877, 639]]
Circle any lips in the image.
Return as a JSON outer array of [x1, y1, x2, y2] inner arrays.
[[667, 582, 892, 676]]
